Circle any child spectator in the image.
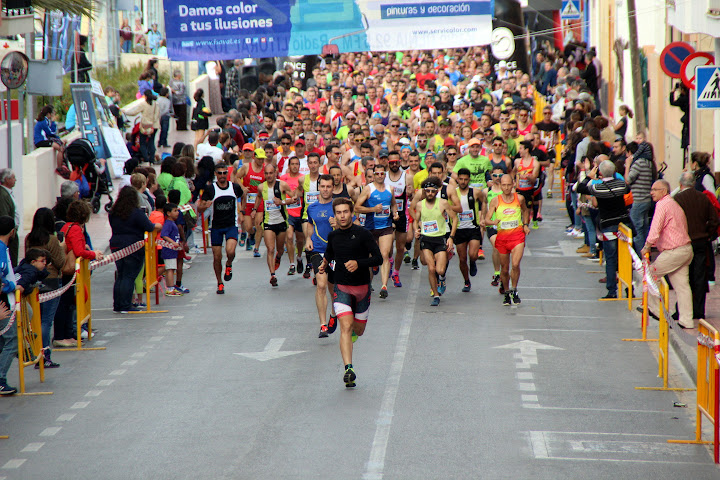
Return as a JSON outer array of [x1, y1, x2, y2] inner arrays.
[[14, 248, 49, 295], [160, 203, 182, 296], [150, 195, 167, 281]]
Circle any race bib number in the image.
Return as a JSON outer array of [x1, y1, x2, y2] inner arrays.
[[393, 185, 404, 196], [395, 198, 404, 211], [286, 199, 302, 209], [422, 220, 439, 234], [265, 200, 281, 211], [306, 192, 319, 204], [459, 210, 474, 222], [246, 193, 257, 204], [499, 219, 519, 229], [376, 206, 391, 218], [518, 178, 532, 189], [358, 214, 366, 226]]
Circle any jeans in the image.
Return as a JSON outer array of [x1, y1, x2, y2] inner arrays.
[[601, 225, 619, 295], [570, 190, 582, 230], [158, 114, 170, 147], [54, 274, 76, 340], [122, 40, 132, 53], [582, 214, 597, 253], [0, 313, 17, 384], [113, 250, 145, 311], [629, 200, 651, 256], [41, 287, 62, 358], [139, 131, 157, 164]]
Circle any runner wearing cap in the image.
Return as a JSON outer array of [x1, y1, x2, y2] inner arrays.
[[236, 147, 266, 257], [483, 166, 506, 289], [275, 134, 296, 174], [411, 176, 458, 306], [251, 163, 296, 287], [283, 138, 309, 176], [452, 138, 493, 191], [198, 163, 245, 295], [385, 150, 412, 288], [485, 174, 531, 306], [355, 163, 398, 299]]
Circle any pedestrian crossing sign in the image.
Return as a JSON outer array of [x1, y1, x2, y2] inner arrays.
[[561, 0, 581, 20], [696, 65, 720, 109]]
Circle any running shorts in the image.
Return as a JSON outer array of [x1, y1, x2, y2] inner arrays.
[[210, 226, 239, 246], [486, 227, 498, 239], [333, 284, 371, 322], [392, 213, 407, 233], [494, 230, 526, 255], [264, 222, 288, 234], [420, 235, 447, 255], [454, 227, 481, 245], [287, 215, 305, 231], [371, 226, 394, 242], [306, 250, 334, 284], [518, 189, 534, 208]]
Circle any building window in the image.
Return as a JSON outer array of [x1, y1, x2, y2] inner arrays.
[[709, 0, 720, 16]]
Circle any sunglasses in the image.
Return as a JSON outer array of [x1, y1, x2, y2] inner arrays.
[[423, 187, 438, 192], [491, 173, 503, 177], [390, 124, 400, 127], [216, 171, 228, 175], [446, 152, 457, 156]]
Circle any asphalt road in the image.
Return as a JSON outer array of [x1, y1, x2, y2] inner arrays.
[[1, 200, 718, 479]]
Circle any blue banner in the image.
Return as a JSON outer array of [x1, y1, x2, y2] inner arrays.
[[70, 84, 110, 160], [164, 0, 494, 60]]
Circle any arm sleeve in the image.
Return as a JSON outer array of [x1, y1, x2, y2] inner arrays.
[[68, 225, 96, 259], [137, 209, 156, 232], [324, 233, 335, 262], [645, 203, 664, 246], [702, 174, 715, 193], [356, 230, 383, 269], [626, 161, 640, 185]]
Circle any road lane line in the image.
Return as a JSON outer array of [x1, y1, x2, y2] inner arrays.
[[109, 369, 126, 376], [70, 402, 90, 409], [363, 273, 420, 480], [21, 443, 44, 452], [39, 427, 61, 436], [2, 459, 26, 469], [56, 413, 76, 422], [97, 379, 115, 387]]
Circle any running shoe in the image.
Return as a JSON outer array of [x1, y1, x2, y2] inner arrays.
[[531, 220, 539, 229], [253, 249, 261, 258], [391, 272, 402, 288], [546, 190, 553, 199], [411, 258, 419, 270], [303, 264, 312, 279], [351, 331, 358, 343], [372, 266, 380, 275], [379, 286, 388, 298], [469, 260, 477, 277], [437, 278, 447, 295], [430, 296, 440, 306], [503, 292, 512, 306], [403, 251, 411, 263], [175, 285, 190, 294], [34, 360, 60, 369], [246, 240, 253, 251], [239, 232, 247, 247], [477, 248, 485, 260], [491, 274, 500, 286], [270, 275, 278, 287], [462, 281, 471, 293], [297, 258, 303, 273], [318, 325, 329, 338], [224, 265, 233, 281], [312, 277, 317, 286], [165, 287, 183, 296], [344, 367, 356, 388], [275, 253, 282, 270], [510, 290, 521, 305], [288, 264, 296, 275], [499, 282, 506, 295], [0, 383, 17, 395], [327, 315, 337, 334], [572, 229, 584, 238], [536, 213, 543, 222], [132, 301, 147, 308], [217, 283, 225, 294]]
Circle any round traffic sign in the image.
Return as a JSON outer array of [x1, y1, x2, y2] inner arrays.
[[681, 52, 715, 89], [660, 41, 695, 78]]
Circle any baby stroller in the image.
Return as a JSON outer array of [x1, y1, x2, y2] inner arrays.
[[65, 138, 114, 213]]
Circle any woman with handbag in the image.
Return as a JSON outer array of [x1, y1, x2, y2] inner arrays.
[[25, 208, 65, 366], [122, 90, 160, 165], [54, 201, 104, 347]]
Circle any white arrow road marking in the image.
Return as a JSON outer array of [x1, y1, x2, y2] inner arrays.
[[494, 340, 564, 366], [234, 338, 306, 361]]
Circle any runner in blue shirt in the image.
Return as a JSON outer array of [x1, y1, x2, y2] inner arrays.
[[304, 174, 338, 338]]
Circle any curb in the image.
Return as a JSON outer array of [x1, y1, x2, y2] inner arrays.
[[669, 327, 698, 384]]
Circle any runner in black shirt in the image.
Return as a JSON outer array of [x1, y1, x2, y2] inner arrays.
[[319, 197, 382, 388]]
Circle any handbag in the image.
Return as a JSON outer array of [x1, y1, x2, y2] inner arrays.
[[60, 224, 79, 275], [139, 103, 158, 135]]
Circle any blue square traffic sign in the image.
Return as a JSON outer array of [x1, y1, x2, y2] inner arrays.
[[696, 65, 720, 109]]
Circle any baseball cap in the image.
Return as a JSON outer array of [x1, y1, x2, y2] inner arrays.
[[257, 131, 269, 138], [254, 148, 267, 159], [443, 137, 456, 146], [398, 137, 411, 146], [242, 143, 255, 151], [358, 107, 368, 113], [467, 138, 481, 146], [379, 149, 389, 158], [294, 138, 306, 146], [439, 86, 449, 93], [398, 126, 408, 133]]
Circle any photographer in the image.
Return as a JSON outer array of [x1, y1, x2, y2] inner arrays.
[[669, 82, 689, 150]]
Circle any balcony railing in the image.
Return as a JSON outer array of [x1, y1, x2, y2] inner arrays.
[[1, 0, 33, 17]]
